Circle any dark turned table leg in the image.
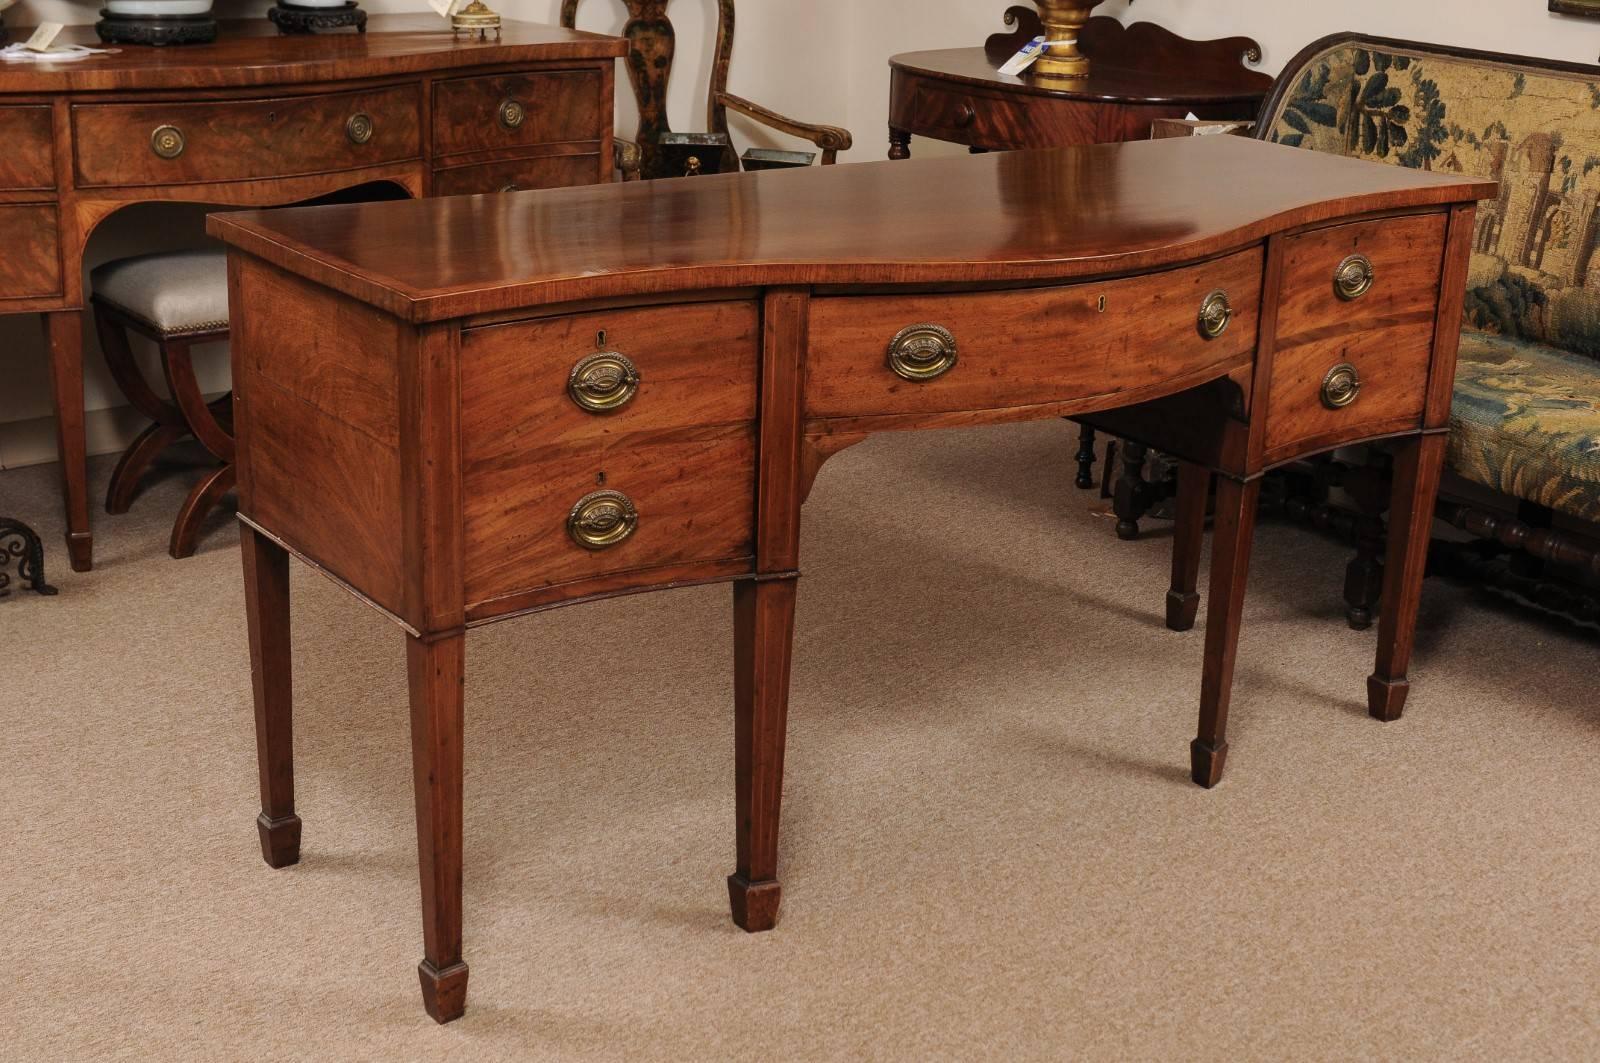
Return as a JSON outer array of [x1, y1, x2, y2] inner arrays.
[[1073, 422, 1097, 490], [407, 631, 468, 1023], [1167, 461, 1210, 632], [42, 311, 92, 572], [1368, 434, 1447, 722], [243, 526, 300, 867], [888, 126, 911, 160], [728, 577, 796, 932], [1191, 476, 1261, 788]]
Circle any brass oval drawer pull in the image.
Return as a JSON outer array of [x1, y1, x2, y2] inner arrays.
[[150, 125, 186, 160], [346, 113, 375, 146], [567, 352, 641, 413], [887, 323, 958, 382], [1335, 253, 1375, 300], [1320, 362, 1362, 409], [1197, 289, 1232, 339], [498, 98, 527, 130], [568, 489, 638, 550]]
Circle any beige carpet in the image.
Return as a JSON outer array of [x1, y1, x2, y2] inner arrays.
[[2, 422, 1597, 1061]]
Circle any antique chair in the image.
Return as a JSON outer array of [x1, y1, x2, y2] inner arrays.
[[92, 249, 234, 559], [560, 0, 853, 180], [1162, 35, 1600, 632]]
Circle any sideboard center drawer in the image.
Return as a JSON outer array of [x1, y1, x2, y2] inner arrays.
[[806, 247, 1264, 421], [72, 87, 422, 188]]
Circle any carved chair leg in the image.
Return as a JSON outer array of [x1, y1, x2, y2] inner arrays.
[[1192, 476, 1261, 788], [1167, 461, 1210, 632], [243, 526, 299, 869], [106, 423, 188, 515], [1072, 421, 1097, 490], [1114, 440, 1150, 540], [1368, 434, 1447, 723], [408, 631, 469, 1024], [729, 577, 796, 933], [169, 462, 237, 559]]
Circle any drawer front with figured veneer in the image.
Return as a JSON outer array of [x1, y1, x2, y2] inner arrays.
[[432, 152, 599, 196], [0, 107, 55, 191], [72, 87, 421, 188], [909, 83, 1032, 149], [461, 300, 758, 448], [462, 425, 757, 612], [0, 205, 61, 299], [806, 247, 1264, 421], [432, 71, 605, 158], [1275, 212, 1447, 343]]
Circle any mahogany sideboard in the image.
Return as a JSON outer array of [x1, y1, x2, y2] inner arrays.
[[887, 16, 1271, 159], [209, 136, 1493, 1023], [0, 15, 623, 572]]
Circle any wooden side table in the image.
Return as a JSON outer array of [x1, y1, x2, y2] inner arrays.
[[888, 13, 1271, 158]]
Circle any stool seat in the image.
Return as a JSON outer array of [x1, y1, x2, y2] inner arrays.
[[90, 249, 230, 336]]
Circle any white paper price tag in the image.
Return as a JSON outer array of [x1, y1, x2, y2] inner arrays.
[[428, 0, 460, 18], [25, 22, 65, 53], [997, 36, 1047, 76]]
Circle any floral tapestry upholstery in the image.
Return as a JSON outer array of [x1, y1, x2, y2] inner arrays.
[[1261, 40, 1600, 521]]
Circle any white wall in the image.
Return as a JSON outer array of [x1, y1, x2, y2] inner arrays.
[[2, 0, 1597, 466]]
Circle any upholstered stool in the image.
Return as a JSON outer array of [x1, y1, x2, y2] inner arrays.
[[91, 249, 234, 559]]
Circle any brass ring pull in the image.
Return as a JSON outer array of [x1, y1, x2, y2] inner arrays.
[[346, 113, 375, 146], [1335, 253, 1375, 300], [498, 98, 527, 130], [887, 323, 958, 382], [568, 489, 638, 550], [1320, 362, 1362, 409], [500, 183, 519, 193], [1198, 289, 1232, 339], [567, 352, 641, 413], [150, 125, 186, 160]]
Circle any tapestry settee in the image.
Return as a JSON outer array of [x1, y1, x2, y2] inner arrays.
[[1260, 35, 1600, 545]]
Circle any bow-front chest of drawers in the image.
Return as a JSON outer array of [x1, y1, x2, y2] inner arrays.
[[0, 15, 623, 572], [208, 136, 1494, 1023]]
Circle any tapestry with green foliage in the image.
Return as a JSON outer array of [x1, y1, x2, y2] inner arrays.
[[1263, 42, 1600, 518]]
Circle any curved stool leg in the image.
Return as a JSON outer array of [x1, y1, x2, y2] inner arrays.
[[94, 302, 182, 427], [169, 463, 237, 559], [106, 422, 187, 515], [163, 340, 235, 463]]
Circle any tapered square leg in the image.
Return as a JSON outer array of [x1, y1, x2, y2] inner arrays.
[[1192, 476, 1260, 788], [729, 578, 797, 932], [407, 632, 468, 1023], [42, 311, 92, 572], [242, 526, 300, 867], [1368, 434, 1447, 722], [1167, 461, 1210, 632]]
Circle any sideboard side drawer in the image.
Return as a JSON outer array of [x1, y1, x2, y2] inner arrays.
[[431, 152, 599, 197], [432, 71, 605, 158], [0, 205, 61, 298], [0, 106, 55, 191], [72, 87, 422, 188], [463, 425, 756, 609], [806, 248, 1264, 421], [1276, 212, 1447, 344]]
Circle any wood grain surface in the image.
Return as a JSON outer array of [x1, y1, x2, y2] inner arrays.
[[208, 137, 1497, 322], [0, 205, 60, 298], [431, 70, 605, 158], [0, 106, 54, 191]]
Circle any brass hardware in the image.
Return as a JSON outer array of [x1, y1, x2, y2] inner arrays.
[[568, 489, 637, 550], [1032, 0, 1110, 80], [499, 183, 519, 193], [1096, 294, 1107, 313], [497, 98, 526, 130], [1197, 289, 1233, 339], [346, 113, 374, 146], [1335, 253, 1375, 300], [1320, 362, 1362, 409], [568, 352, 641, 413], [150, 125, 185, 160], [887, 323, 958, 382]]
